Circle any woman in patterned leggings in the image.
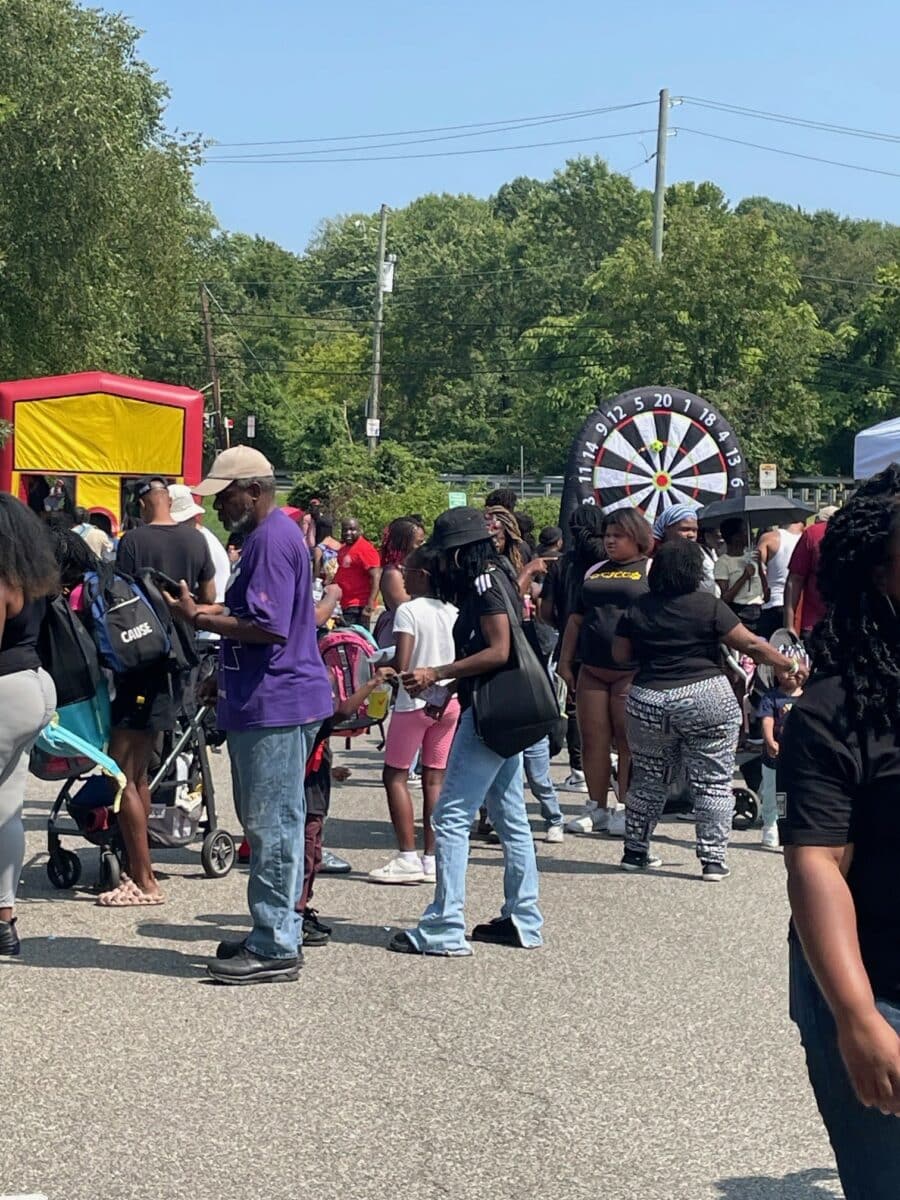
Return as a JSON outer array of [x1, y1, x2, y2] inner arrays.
[[613, 540, 805, 881]]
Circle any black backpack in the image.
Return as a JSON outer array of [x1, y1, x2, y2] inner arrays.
[[37, 595, 102, 708]]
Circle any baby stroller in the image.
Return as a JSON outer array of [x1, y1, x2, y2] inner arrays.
[[724, 628, 806, 830], [35, 649, 236, 891]]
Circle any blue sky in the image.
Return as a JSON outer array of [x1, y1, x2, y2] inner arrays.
[[126, 0, 900, 253]]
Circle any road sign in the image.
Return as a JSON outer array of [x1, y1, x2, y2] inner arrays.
[[448, 491, 467, 508], [246, 415, 256, 439], [759, 463, 778, 491], [366, 418, 381, 439]]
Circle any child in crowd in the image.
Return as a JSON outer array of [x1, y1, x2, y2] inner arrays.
[[298, 666, 398, 942], [370, 545, 461, 885], [757, 652, 807, 849]]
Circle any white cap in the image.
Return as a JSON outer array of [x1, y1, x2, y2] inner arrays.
[[168, 484, 205, 523], [192, 445, 275, 496]]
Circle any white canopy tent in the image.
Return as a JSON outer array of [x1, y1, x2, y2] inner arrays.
[[853, 416, 900, 479]]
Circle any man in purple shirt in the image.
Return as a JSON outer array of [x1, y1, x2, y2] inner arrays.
[[169, 446, 332, 985]]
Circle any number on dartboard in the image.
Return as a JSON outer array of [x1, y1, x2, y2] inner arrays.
[[563, 386, 749, 524]]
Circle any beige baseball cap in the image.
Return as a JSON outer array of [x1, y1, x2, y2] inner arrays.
[[192, 445, 275, 496]]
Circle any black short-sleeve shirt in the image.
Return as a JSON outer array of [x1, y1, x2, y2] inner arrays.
[[574, 558, 650, 669], [780, 673, 900, 1003], [117, 523, 215, 593], [452, 565, 522, 710], [616, 590, 738, 688]]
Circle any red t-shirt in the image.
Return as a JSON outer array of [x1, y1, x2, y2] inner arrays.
[[788, 522, 827, 631], [335, 536, 380, 607]]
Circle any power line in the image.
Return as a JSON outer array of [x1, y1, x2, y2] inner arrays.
[[211, 100, 656, 149], [204, 127, 658, 165], [675, 126, 900, 180], [681, 96, 900, 146]]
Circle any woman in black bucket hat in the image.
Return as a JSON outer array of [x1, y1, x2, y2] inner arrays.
[[388, 507, 543, 956]]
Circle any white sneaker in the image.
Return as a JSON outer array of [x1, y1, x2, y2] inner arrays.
[[420, 857, 437, 883], [407, 773, 422, 788], [566, 801, 603, 834], [559, 770, 588, 793], [545, 824, 565, 844], [606, 808, 627, 838], [368, 855, 425, 884], [761, 823, 780, 850]]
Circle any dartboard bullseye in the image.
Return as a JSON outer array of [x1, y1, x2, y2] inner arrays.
[[561, 386, 748, 527]]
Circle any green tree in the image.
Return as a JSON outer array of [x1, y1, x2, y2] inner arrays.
[[0, 0, 211, 380]]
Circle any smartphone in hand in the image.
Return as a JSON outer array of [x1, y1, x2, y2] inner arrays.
[[421, 683, 452, 720]]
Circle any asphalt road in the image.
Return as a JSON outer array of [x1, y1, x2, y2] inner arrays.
[[1, 738, 842, 1200]]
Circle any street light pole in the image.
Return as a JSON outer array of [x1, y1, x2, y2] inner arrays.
[[651, 88, 670, 263], [368, 203, 389, 454]]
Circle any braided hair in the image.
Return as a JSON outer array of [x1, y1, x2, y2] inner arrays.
[[812, 464, 900, 733]]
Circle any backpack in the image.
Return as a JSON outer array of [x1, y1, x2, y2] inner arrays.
[[37, 594, 102, 708], [83, 563, 171, 674], [317, 627, 380, 738]]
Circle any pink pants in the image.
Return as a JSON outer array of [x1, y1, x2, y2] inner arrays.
[[383, 699, 461, 771]]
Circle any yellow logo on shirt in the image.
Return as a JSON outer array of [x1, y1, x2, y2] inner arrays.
[[589, 570, 643, 581]]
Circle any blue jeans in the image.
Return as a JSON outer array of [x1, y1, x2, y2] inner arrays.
[[789, 933, 900, 1199], [523, 736, 563, 829], [227, 722, 321, 960], [406, 707, 543, 955], [760, 762, 778, 826]]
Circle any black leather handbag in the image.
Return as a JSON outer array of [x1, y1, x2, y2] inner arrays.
[[472, 579, 565, 758]]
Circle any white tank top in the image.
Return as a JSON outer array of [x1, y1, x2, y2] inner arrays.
[[762, 528, 801, 608]]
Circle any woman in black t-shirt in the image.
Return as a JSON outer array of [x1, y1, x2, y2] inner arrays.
[[780, 465, 900, 1197], [558, 507, 653, 837], [614, 540, 801, 879], [0, 496, 60, 957], [388, 507, 543, 956]]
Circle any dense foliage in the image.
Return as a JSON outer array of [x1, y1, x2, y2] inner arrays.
[[2, 1, 898, 485]]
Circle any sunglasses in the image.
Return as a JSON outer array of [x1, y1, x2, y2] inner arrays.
[[399, 564, 430, 576]]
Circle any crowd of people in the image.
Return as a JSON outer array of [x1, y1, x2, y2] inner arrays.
[[0, 451, 897, 1195]]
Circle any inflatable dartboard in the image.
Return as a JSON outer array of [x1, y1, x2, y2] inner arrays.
[[561, 386, 748, 527]]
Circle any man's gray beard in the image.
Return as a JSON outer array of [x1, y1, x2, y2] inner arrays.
[[226, 510, 257, 538]]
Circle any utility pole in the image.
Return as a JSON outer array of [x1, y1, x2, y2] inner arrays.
[[651, 87, 670, 262], [199, 283, 225, 451], [368, 203, 389, 454]]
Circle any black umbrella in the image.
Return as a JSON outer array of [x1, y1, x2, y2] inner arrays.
[[698, 494, 815, 527]]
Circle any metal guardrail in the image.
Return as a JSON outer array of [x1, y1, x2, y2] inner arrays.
[[277, 470, 857, 507]]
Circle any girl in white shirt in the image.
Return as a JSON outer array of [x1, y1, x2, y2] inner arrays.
[[369, 546, 460, 886]]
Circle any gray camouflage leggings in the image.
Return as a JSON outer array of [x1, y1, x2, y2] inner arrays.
[[624, 675, 741, 864]]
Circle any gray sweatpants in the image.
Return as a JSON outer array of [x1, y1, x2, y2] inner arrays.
[[0, 668, 56, 907], [624, 675, 741, 864]]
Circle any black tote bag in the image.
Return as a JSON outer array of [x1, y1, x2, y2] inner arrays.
[[471, 578, 565, 758]]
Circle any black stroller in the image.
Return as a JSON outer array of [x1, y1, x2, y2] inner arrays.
[[37, 650, 236, 892]]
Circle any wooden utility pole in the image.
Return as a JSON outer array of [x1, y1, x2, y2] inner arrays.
[[368, 204, 389, 454], [199, 283, 225, 450], [651, 88, 670, 262]]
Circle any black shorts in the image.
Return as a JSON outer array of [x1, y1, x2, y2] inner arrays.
[[111, 663, 177, 734]]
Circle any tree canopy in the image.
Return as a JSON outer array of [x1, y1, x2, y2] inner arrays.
[[1, 0, 898, 482]]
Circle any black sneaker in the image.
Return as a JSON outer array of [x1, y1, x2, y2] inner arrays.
[[0, 918, 20, 957], [469, 916, 524, 947], [303, 908, 332, 936], [215, 938, 245, 960], [387, 931, 423, 955], [701, 860, 731, 883], [619, 849, 662, 873], [207, 946, 301, 985], [302, 917, 330, 947]]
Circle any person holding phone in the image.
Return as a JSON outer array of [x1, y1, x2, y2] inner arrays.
[[369, 545, 460, 886], [714, 517, 769, 632]]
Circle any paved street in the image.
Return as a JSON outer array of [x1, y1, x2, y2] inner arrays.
[[1, 738, 841, 1200]]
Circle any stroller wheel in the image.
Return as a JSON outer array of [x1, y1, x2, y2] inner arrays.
[[99, 850, 121, 892], [732, 786, 759, 831], [47, 849, 82, 890], [201, 829, 236, 878]]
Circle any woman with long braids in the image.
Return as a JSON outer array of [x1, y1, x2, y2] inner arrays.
[[388, 507, 543, 955], [781, 465, 900, 1197], [0, 495, 60, 956], [373, 517, 420, 646]]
